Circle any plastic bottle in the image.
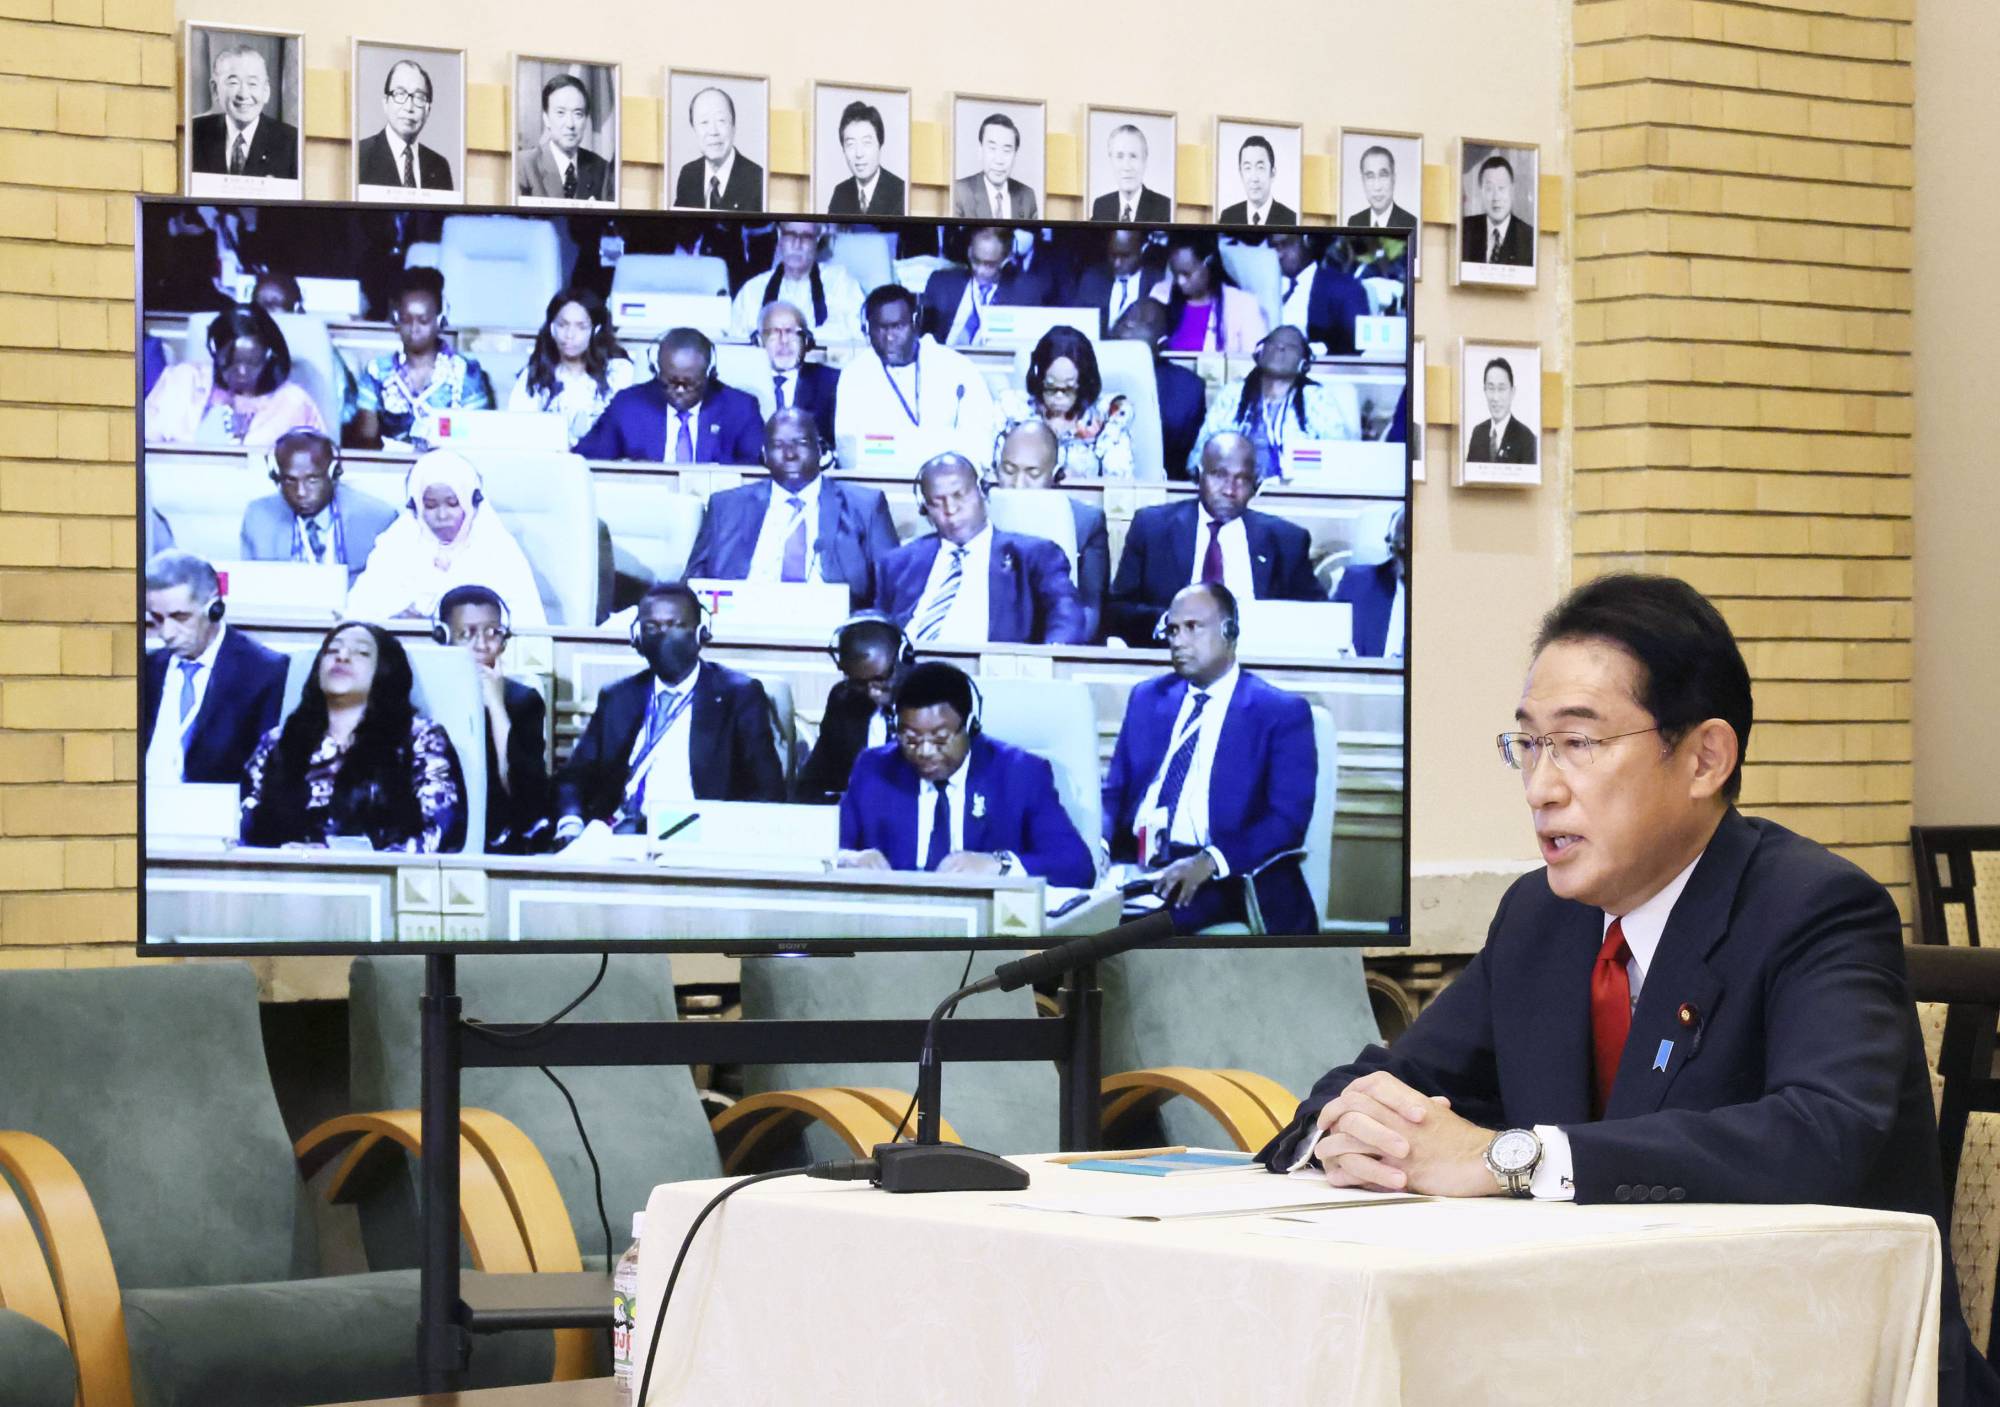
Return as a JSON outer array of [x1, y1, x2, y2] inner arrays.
[[611, 1212, 644, 1404]]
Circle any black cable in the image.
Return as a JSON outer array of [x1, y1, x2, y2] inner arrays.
[[538, 1065, 613, 1276], [889, 948, 979, 1144], [461, 954, 610, 1047]]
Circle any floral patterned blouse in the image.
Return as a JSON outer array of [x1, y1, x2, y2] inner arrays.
[[356, 347, 496, 449], [240, 717, 464, 853]]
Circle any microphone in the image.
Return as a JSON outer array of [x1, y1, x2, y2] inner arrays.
[[953, 383, 966, 427]]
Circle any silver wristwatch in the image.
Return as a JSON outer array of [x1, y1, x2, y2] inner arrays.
[[1484, 1128, 1542, 1197]]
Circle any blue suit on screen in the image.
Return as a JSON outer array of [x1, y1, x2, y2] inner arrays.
[[1332, 561, 1400, 657], [141, 629, 290, 785], [572, 380, 764, 465], [875, 530, 1087, 645]]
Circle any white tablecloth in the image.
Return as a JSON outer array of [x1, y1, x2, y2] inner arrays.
[[636, 1157, 1940, 1407]]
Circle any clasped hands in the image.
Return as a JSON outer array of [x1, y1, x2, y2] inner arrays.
[[1307, 1071, 1503, 1198]]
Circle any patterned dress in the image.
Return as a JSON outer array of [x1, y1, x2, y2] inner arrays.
[[357, 347, 496, 449], [240, 716, 464, 852]]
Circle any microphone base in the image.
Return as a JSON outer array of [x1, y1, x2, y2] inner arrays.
[[870, 1141, 1029, 1194]]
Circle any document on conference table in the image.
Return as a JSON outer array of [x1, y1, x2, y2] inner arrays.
[[1247, 1199, 1711, 1252], [1006, 1170, 1426, 1220]]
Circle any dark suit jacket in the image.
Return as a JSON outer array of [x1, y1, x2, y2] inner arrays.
[[142, 629, 289, 785], [1090, 188, 1172, 223], [774, 361, 840, 450], [485, 678, 550, 853], [1106, 500, 1324, 643], [190, 112, 299, 179], [795, 680, 886, 805], [238, 483, 399, 586], [1155, 358, 1207, 482], [1345, 203, 1417, 229], [674, 153, 765, 211], [684, 476, 900, 607], [555, 660, 784, 823], [572, 381, 764, 465], [1070, 498, 1109, 643], [1462, 215, 1534, 266], [839, 735, 1094, 887], [877, 530, 1087, 646], [1102, 668, 1317, 934], [826, 170, 906, 217], [1070, 260, 1167, 337], [1217, 200, 1298, 227], [1302, 264, 1371, 356], [356, 130, 455, 190], [1257, 809, 2000, 1407], [950, 174, 1038, 220], [918, 265, 1053, 342], [1331, 560, 1400, 657], [1466, 416, 1539, 465], [517, 145, 613, 201]]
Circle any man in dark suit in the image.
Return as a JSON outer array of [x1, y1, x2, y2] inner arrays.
[[356, 59, 454, 191], [552, 582, 784, 840], [684, 407, 900, 606], [1090, 123, 1171, 223], [1332, 507, 1406, 658], [1344, 144, 1417, 228], [574, 328, 763, 464], [950, 113, 1038, 220], [1259, 573, 2000, 1407], [918, 227, 1051, 346], [1461, 153, 1533, 266], [188, 44, 298, 180], [1217, 134, 1297, 228], [1103, 583, 1316, 933], [673, 85, 764, 211], [749, 301, 839, 448], [1107, 431, 1323, 643], [437, 585, 549, 853], [1268, 231, 1370, 356], [796, 615, 911, 805], [238, 428, 398, 587], [838, 661, 1094, 886], [825, 100, 906, 216], [1465, 355, 1539, 465], [993, 420, 1109, 641], [878, 454, 1087, 646], [142, 550, 288, 786], [515, 74, 613, 202], [1070, 229, 1165, 337], [1110, 300, 1207, 481]]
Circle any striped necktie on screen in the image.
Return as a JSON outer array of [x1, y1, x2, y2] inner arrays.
[[229, 134, 246, 175], [177, 659, 203, 760], [401, 145, 416, 188], [1152, 691, 1210, 856], [780, 495, 808, 582], [911, 546, 968, 642]]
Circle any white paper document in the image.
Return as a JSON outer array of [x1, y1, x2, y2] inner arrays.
[[1007, 1171, 1426, 1221], [1247, 1199, 1707, 1252]]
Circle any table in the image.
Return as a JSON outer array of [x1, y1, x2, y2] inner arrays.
[[326, 1381, 613, 1407], [634, 1158, 1942, 1407]]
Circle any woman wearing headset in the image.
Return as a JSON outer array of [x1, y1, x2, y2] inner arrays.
[[506, 286, 635, 446], [1186, 325, 1361, 479], [344, 450, 548, 627]]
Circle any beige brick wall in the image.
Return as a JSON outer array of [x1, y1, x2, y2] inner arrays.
[[0, 0, 172, 969], [1573, 0, 1917, 910]]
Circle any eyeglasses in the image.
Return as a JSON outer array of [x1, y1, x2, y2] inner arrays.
[[387, 89, 432, 108], [452, 625, 511, 645], [1496, 728, 1660, 772]]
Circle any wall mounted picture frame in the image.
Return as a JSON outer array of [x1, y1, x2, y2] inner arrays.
[[352, 38, 466, 205], [1454, 137, 1539, 289], [511, 54, 619, 207], [666, 68, 770, 213], [1338, 126, 1422, 278], [813, 80, 911, 218], [1214, 116, 1303, 228], [1456, 338, 1542, 487], [183, 20, 304, 201], [1084, 105, 1177, 224], [950, 93, 1046, 221]]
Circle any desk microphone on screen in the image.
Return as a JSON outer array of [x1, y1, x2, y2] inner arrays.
[[871, 899, 1178, 1195]]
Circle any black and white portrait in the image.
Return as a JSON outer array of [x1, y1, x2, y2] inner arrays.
[[1214, 118, 1302, 229], [813, 81, 909, 218], [184, 21, 303, 199], [352, 40, 465, 204], [1456, 139, 1539, 289], [949, 95, 1044, 221], [667, 69, 768, 213], [1458, 339, 1541, 487], [511, 56, 617, 206], [1085, 106, 1175, 224], [1339, 128, 1421, 277]]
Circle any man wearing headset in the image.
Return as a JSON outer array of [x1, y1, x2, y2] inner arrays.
[[436, 584, 549, 852], [683, 406, 899, 606], [573, 327, 763, 464], [837, 660, 1094, 886], [795, 613, 913, 805], [142, 549, 289, 786], [991, 420, 1109, 641], [1102, 581, 1318, 932], [551, 580, 785, 844], [237, 427, 398, 585], [744, 301, 840, 448], [833, 284, 997, 468]]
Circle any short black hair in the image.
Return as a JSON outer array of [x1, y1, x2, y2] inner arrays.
[[893, 660, 975, 728], [395, 265, 446, 312], [204, 303, 291, 394], [863, 282, 918, 325], [834, 614, 904, 663], [1026, 325, 1102, 409], [639, 580, 704, 619], [1238, 134, 1276, 166], [977, 112, 1019, 146], [541, 73, 590, 118], [383, 59, 433, 102], [438, 584, 507, 625], [273, 426, 336, 469], [1483, 357, 1515, 388], [838, 100, 885, 145], [658, 326, 714, 366], [1360, 144, 1395, 174], [1478, 153, 1515, 183], [1533, 574, 1753, 800]]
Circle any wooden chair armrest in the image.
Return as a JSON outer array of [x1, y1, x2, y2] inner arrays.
[[0, 1173, 67, 1341], [711, 1089, 952, 1174], [0, 1131, 134, 1407], [827, 1089, 961, 1146], [1212, 1070, 1301, 1131], [1100, 1067, 1286, 1152]]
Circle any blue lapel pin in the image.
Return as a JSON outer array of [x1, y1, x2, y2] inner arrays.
[[1652, 1039, 1673, 1073]]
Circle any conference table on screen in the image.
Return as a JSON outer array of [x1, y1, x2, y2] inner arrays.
[[631, 1159, 1943, 1407]]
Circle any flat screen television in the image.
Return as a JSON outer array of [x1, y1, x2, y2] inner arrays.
[[135, 198, 1411, 954]]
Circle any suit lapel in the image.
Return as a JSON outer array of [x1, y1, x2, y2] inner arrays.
[[1244, 514, 1275, 596], [887, 750, 923, 870], [899, 537, 941, 618], [1168, 502, 1199, 597], [1514, 902, 1601, 1125], [961, 737, 992, 853], [686, 664, 723, 799], [740, 480, 774, 570], [815, 481, 848, 582]]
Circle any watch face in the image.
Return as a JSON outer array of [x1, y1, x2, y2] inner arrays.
[[1490, 1129, 1538, 1173]]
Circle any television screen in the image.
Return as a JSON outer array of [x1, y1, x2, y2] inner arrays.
[[136, 199, 1411, 953]]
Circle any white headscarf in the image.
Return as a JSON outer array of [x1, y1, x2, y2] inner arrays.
[[345, 451, 549, 627]]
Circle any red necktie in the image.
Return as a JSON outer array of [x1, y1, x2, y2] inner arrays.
[[1591, 918, 1632, 1118], [1201, 520, 1225, 585]]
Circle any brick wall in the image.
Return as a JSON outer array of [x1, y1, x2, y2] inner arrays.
[[1571, 0, 1917, 913], [0, 0, 174, 967]]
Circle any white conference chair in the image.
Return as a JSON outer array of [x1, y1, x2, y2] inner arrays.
[[437, 216, 563, 329], [713, 342, 780, 415], [973, 677, 1102, 869], [592, 482, 706, 593], [144, 455, 265, 564], [611, 254, 731, 298], [829, 233, 896, 295], [985, 488, 1079, 581], [1092, 339, 1166, 479], [1219, 240, 1284, 336], [457, 451, 599, 627]]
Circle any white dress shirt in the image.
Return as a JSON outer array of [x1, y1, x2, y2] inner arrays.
[[745, 475, 825, 582], [382, 129, 425, 188], [912, 764, 969, 864], [1279, 263, 1318, 334], [1133, 664, 1240, 877], [1244, 199, 1274, 226], [145, 626, 228, 783], [544, 140, 579, 192], [1362, 205, 1396, 228], [984, 179, 1012, 219], [224, 116, 262, 169], [702, 151, 737, 207], [910, 525, 993, 644], [1106, 269, 1146, 327], [1185, 513, 1256, 601], [1480, 215, 1516, 261], [1382, 579, 1406, 660], [726, 263, 865, 343], [948, 277, 1001, 346], [852, 174, 881, 210], [292, 505, 336, 566], [624, 665, 700, 809]]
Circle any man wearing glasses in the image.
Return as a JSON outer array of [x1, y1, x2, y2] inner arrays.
[[436, 585, 548, 853], [357, 58, 454, 191], [742, 302, 839, 447], [1259, 573, 1997, 1407]]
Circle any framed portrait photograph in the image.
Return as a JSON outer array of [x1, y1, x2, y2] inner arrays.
[[511, 55, 619, 207], [1338, 127, 1422, 277], [813, 80, 910, 218], [1455, 138, 1539, 289], [183, 21, 304, 200], [1410, 335, 1427, 482], [666, 69, 769, 213], [1084, 106, 1176, 223], [352, 39, 465, 205], [1213, 117, 1302, 229], [1456, 339, 1542, 488], [950, 94, 1045, 222]]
